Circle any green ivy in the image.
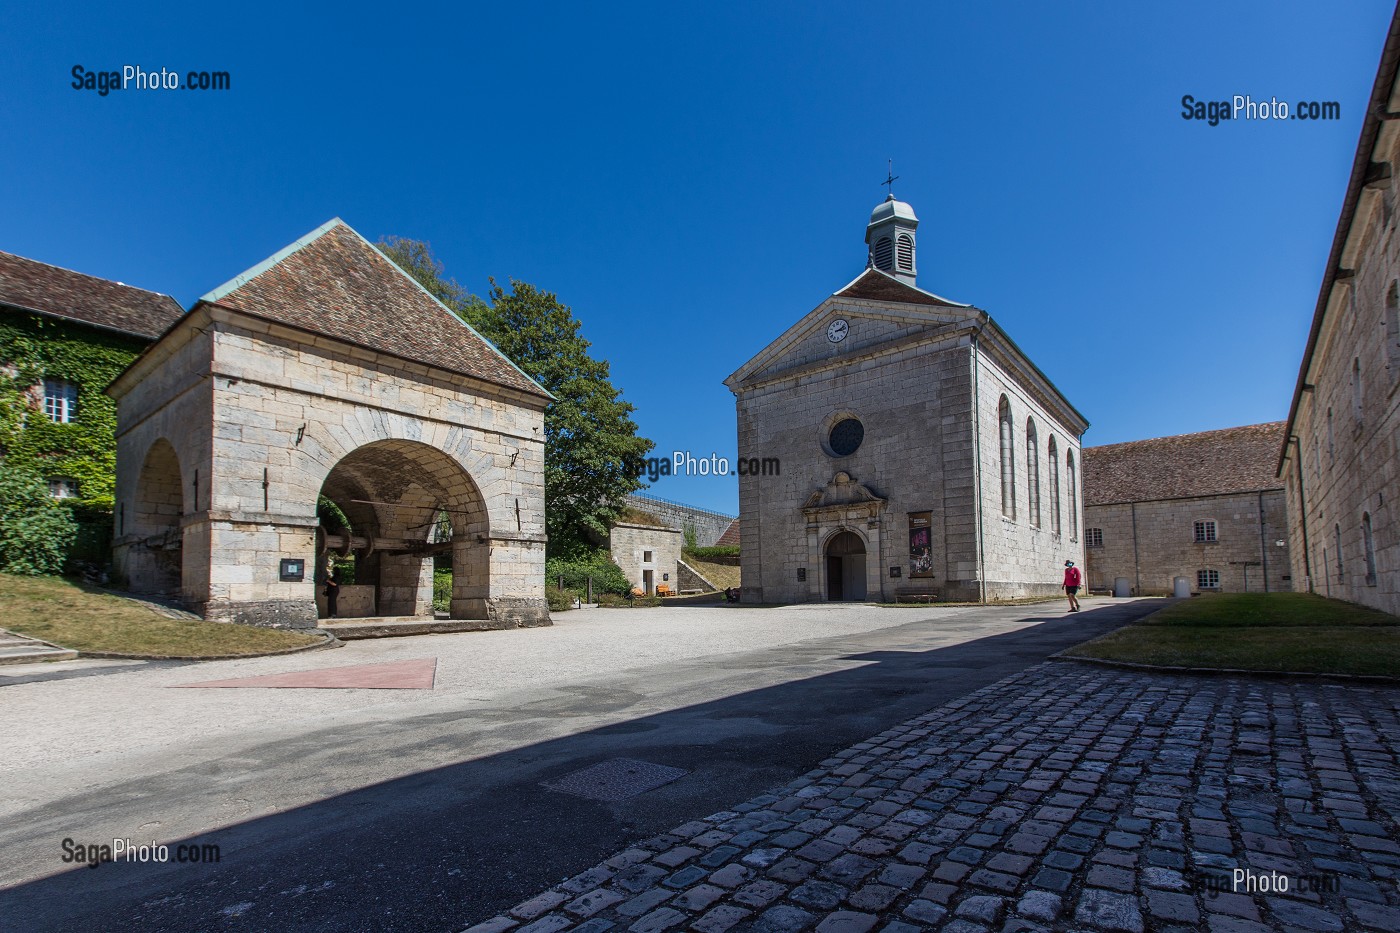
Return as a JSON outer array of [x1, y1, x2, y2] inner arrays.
[[0, 312, 149, 563]]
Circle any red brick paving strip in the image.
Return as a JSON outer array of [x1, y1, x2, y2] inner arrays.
[[172, 657, 437, 689]]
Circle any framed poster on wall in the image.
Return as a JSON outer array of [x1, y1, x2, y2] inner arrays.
[[909, 511, 933, 578]]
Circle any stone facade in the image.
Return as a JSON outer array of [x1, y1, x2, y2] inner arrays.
[[1083, 423, 1293, 596], [109, 220, 552, 629], [1085, 492, 1292, 595], [726, 198, 1087, 604], [609, 522, 681, 595], [1279, 21, 1400, 615]]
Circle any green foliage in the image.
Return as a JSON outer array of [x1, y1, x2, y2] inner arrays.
[[546, 588, 578, 612], [686, 544, 740, 563], [433, 568, 452, 613], [545, 549, 632, 596], [597, 592, 662, 608], [0, 313, 147, 513], [317, 495, 352, 531], [377, 238, 654, 559], [683, 523, 698, 551], [482, 278, 654, 556], [0, 464, 78, 575]]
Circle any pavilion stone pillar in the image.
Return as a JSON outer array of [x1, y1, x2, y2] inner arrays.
[[451, 534, 549, 627], [379, 553, 434, 618]]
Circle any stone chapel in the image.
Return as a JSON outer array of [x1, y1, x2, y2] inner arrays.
[[725, 194, 1089, 602]]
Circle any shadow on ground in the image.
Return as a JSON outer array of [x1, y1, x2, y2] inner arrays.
[[0, 600, 1162, 933]]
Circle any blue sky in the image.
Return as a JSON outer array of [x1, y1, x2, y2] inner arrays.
[[2, 1, 1393, 514]]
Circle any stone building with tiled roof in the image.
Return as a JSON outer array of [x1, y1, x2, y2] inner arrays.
[[0, 250, 182, 543], [109, 219, 552, 629], [726, 194, 1088, 603], [1082, 422, 1292, 595]]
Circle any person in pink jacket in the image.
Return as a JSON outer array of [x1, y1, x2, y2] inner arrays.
[[1063, 560, 1082, 612]]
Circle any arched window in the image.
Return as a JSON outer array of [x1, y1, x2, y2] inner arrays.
[[1335, 523, 1345, 583], [1353, 357, 1364, 423], [1327, 407, 1335, 462], [1388, 281, 1400, 369], [896, 233, 914, 271], [1067, 450, 1079, 540], [1363, 512, 1377, 585], [1048, 436, 1061, 534], [873, 236, 894, 271], [1026, 418, 1041, 527], [998, 397, 1016, 519]]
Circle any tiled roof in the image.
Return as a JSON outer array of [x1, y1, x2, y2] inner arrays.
[[834, 268, 965, 307], [1083, 422, 1286, 506], [0, 250, 183, 340], [201, 220, 549, 400], [715, 519, 740, 548]]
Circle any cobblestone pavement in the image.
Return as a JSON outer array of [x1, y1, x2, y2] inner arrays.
[[464, 663, 1400, 933]]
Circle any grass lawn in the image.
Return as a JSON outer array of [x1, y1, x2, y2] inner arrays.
[[1, 573, 321, 658], [685, 558, 740, 593], [1065, 592, 1400, 677]]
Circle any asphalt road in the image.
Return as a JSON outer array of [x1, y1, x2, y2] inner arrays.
[[0, 597, 1162, 932]]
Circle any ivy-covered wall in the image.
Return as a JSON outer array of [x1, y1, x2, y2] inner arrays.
[[0, 310, 152, 561]]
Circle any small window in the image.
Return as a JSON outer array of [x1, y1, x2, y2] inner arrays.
[[1197, 569, 1220, 590], [1085, 528, 1103, 548], [1363, 513, 1377, 586], [1335, 523, 1345, 584], [643, 550, 653, 563], [43, 379, 78, 423], [1387, 281, 1400, 373], [1328, 408, 1335, 462], [896, 233, 914, 271], [1194, 520, 1217, 543], [48, 477, 79, 499], [1353, 357, 1364, 423]]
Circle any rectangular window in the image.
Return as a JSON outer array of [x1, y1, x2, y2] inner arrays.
[[1197, 569, 1220, 589], [48, 477, 79, 499], [43, 379, 79, 423], [1085, 528, 1103, 548], [642, 550, 653, 563], [1194, 520, 1217, 543]]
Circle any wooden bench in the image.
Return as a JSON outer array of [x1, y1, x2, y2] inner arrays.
[[893, 586, 939, 604]]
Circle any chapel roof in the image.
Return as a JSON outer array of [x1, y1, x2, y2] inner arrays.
[[1083, 421, 1286, 507], [0, 249, 184, 340], [715, 519, 741, 548], [199, 219, 550, 400], [833, 267, 966, 307]]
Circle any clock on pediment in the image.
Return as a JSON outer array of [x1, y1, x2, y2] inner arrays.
[[826, 318, 849, 343]]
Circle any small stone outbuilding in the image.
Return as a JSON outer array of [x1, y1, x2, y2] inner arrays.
[[109, 219, 553, 629]]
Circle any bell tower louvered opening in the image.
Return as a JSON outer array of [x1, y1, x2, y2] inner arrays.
[[864, 193, 918, 285]]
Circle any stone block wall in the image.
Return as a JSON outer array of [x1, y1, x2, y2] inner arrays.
[[1084, 491, 1292, 595], [1281, 135, 1400, 614]]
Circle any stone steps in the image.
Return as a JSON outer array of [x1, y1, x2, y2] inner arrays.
[[319, 617, 508, 640], [0, 630, 79, 665]]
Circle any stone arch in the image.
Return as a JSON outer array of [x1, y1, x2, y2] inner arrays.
[[824, 528, 868, 602], [128, 438, 186, 595], [315, 439, 491, 619]]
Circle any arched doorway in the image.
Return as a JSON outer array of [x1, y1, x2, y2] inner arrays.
[[127, 438, 185, 596], [826, 530, 867, 601], [315, 439, 488, 620]]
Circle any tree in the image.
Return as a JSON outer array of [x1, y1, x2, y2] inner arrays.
[[378, 238, 653, 558]]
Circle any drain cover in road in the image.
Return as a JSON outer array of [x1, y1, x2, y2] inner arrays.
[[172, 658, 437, 690], [542, 758, 689, 801]]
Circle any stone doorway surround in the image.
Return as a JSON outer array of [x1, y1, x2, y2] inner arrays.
[[802, 471, 885, 602], [109, 219, 553, 630]]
